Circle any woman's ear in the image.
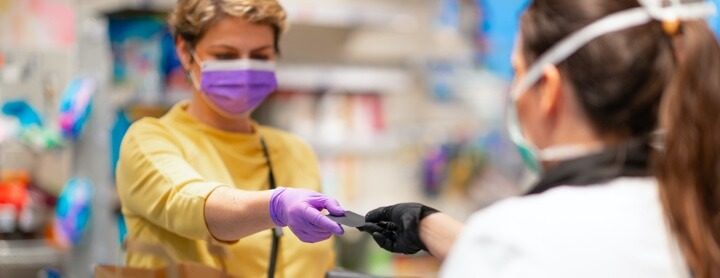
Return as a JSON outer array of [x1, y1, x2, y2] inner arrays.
[[539, 65, 563, 117], [176, 38, 193, 71]]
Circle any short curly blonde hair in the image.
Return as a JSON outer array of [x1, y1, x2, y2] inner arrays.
[[169, 0, 287, 52]]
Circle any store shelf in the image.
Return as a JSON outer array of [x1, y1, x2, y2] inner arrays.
[[88, 0, 469, 63], [307, 137, 409, 157], [311, 143, 401, 157], [85, 0, 175, 14], [88, 0, 430, 32], [0, 240, 65, 276], [279, 0, 425, 31], [277, 65, 413, 93]]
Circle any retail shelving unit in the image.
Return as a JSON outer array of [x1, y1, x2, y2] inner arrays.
[[2, 0, 504, 276], [0, 240, 64, 276]]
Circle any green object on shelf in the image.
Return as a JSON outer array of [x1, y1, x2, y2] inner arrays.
[[20, 126, 64, 150], [366, 241, 394, 276]]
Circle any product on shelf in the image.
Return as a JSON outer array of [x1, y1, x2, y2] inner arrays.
[[0, 170, 52, 238], [58, 78, 96, 139], [49, 178, 93, 249]]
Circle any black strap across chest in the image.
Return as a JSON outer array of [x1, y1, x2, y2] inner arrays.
[[260, 138, 282, 278], [526, 140, 652, 195]]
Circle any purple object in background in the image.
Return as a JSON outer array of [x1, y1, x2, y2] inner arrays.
[[269, 187, 345, 243], [422, 146, 450, 196], [199, 59, 278, 115]]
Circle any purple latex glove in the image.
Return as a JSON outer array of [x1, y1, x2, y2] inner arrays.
[[269, 187, 345, 243]]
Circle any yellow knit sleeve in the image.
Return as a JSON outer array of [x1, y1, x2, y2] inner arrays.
[[298, 140, 322, 192], [116, 120, 225, 240]]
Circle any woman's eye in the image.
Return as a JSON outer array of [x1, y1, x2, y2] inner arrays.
[[214, 54, 237, 60], [250, 54, 271, 61]]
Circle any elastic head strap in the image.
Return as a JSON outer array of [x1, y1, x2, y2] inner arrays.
[[510, 0, 716, 101]]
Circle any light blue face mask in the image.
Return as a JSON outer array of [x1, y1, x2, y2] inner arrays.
[[507, 0, 716, 174], [507, 103, 542, 173], [507, 102, 604, 174]]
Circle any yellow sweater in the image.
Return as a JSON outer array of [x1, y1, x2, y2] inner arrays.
[[116, 102, 334, 277]]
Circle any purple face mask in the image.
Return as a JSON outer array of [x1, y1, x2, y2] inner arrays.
[[194, 58, 278, 115]]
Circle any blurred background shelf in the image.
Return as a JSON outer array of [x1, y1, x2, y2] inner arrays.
[[0, 240, 65, 277], [277, 65, 413, 93], [280, 0, 426, 31], [308, 137, 409, 157], [86, 0, 431, 31], [84, 0, 472, 65]]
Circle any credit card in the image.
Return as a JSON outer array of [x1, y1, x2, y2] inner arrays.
[[327, 211, 366, 228]]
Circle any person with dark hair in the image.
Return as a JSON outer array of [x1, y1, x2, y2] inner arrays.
[[361, 0, 720, 277]]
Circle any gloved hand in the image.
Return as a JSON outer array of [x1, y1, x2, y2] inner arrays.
[[269, 187, 345, 243], [360, 203, 439, 254]]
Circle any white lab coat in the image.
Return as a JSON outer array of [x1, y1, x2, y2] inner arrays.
[[441, 177, 689, 278]]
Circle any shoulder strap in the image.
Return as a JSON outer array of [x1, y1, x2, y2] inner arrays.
[[260, 137, 282, 278]]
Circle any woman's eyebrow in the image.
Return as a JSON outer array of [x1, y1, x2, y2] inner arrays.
[[251, 45, 274, 52], [207, 44, 239, 52], [206, 44, 273, 53]]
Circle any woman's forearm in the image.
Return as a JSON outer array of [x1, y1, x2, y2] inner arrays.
[[204, 187, 275, 242], [420, 213, 464, 261]]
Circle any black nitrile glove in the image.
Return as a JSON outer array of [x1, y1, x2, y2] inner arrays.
[[359, 203, 439, 254]]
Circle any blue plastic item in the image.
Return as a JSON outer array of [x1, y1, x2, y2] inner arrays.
[[109, 110, 132, 244], [110, 110, 132, 178], [2, 100, 64, 150], [53, 178, 93, 249], [38, 268, 63, 278], [117, 213, 128, 245], [1, 100, 43, 128], [58, 78, 96, 139]]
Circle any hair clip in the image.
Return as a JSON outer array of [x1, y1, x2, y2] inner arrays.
[[662, 19, 681, 36]]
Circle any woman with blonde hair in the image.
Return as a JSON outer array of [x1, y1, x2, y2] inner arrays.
[[116, 1, 344, 277]]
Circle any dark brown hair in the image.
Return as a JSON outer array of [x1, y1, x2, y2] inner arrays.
[[521, 0, 720, 276], [656, 20, 720, 277]]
